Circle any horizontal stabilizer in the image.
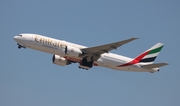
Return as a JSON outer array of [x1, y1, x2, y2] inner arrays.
[[141, 63, 168, 68]]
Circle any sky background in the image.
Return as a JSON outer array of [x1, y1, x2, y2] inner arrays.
[[1, 0, 180, 106]]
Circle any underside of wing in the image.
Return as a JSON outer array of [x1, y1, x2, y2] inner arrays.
[[81, 38, 138, 60]]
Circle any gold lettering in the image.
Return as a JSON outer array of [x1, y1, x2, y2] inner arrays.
[[34, 36, 39, 42], [52, 41, 57, 46], [54, 42, 58, 47], [53, 42, 55, 46], [44, 38, 47, 44], [60, 43, 63, 48], [57, 42, 61, 47], [40, 38, 44, 43], [47, 39, 52, 45], [62, 43, 66, 48], [51, 41, 53, 45], [34, 36, 76, 48]]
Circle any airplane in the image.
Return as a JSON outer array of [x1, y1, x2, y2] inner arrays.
[[13, 33, 168, 73]]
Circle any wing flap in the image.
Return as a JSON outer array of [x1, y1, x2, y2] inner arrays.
[[141, 63, 169, 68]]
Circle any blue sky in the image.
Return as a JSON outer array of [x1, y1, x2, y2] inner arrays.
[[1, 0, 179, 106]]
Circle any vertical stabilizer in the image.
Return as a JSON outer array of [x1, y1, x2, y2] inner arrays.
[[138, 43, 164, 64]]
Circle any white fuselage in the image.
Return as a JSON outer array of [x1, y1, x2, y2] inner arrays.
[[14, 34, 157, 72]]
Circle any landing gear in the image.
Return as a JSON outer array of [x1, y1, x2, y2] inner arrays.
[[18, 45, 22, 49], [78, 57, 93, 70], [81, 57, 93, 68], [17, 43, 26, 49], [78, 66, 90, 70]]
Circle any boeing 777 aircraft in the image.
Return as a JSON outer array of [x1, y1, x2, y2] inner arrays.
[[13, 34, 168, 73]]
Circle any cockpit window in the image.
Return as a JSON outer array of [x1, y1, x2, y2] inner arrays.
[[18, 35, 22, 37]]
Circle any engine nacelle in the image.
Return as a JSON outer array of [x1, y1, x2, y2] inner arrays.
[[52, 55, 70, 66], [65, 46, 82, 57]]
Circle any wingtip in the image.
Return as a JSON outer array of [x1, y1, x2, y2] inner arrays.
[[160, 62, 169, 67], [164, 62, 169, 65], [131, 38, 139, 40], [134, 38, 139, 40]]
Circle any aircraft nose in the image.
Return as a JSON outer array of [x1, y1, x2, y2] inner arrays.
[[13, 36, 18, 41], [14, 35, 22, 42]]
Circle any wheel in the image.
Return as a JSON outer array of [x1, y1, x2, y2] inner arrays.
[[18, 45, 21, 49]]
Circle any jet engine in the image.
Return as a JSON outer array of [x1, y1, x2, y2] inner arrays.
[[64, 46, 82, 57], [52, 55, 70, 66]]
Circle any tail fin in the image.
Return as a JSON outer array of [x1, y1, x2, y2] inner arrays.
[[139, 43, 164, 64], [118, 43, 164, 67], [133, 43, 164, 64]]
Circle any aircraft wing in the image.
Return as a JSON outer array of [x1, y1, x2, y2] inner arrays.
[[81, 38, 138, 60]]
